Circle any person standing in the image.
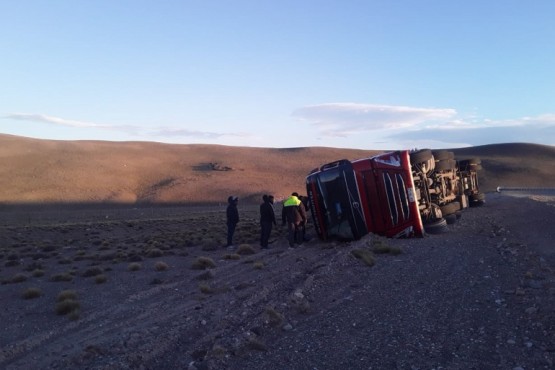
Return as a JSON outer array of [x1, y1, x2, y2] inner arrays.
[[281, 192, 307, 247], [260, 194, 277, 249], [226, 196, 239, 247]]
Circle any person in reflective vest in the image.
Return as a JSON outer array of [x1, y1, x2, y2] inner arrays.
[[281, 192, 307, 247]]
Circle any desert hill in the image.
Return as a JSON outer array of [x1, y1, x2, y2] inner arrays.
[[0, 134, 553, 204]]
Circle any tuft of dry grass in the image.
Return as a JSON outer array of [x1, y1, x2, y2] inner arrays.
[[22, 287, 42, 299], [82, 267, 103, 277], [192, 256, 216, 270], [237, 244, 256, 255], [94, 274, 108, 284], [371, 239, 402, 255], [128, 262, 142, 271], [351, 248, 375, 267], [154, 261, 169, 271], [146, 248, 163, 258], [11, 273, 28, 283], [265, 306, 284, 327], [224, 253, 241, 260], [199, 283, 215, 294], [50, 273, 73, 282], [253, 261, 264, 270], [32, 269, 45, 277], [55, 290, 80, 318]]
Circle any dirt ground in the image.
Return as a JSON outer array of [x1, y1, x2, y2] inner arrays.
[[1, 193, 555, 370]]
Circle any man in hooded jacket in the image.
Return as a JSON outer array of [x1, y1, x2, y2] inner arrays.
[[260, 195, 277, 249], [226, 196, 239, 247]]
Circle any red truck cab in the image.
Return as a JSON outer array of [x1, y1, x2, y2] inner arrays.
[[306, 150, 427, 240]]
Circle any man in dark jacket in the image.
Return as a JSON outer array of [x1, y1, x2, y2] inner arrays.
[[226, 196, 239, 247], [281, 192, 307, 247], [260, 194, 277, 249]]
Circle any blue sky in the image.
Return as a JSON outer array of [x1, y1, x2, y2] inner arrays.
[[1, 0, 554, 150]]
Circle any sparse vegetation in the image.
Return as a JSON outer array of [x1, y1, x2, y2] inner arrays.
[[94, 274, 108, 284], [351, 248, 375, 267], [82, 267, 103, 277], [192, 256, 216, 270], [253, 261, 264, 269], [237, 244, 256, 255], [11, 273, 28, 283], [55, 290, 80, 319], [22, 287, 42, 299], [32, 269, 45, 277], [128, 262, 142, 271], [224, 253, 241, 260], [50, 273, 73, 282], [265, 306, 284, 327], [371, 239, 402, 255], [154, 261, 169, 271], [199, 283, 215, 294]]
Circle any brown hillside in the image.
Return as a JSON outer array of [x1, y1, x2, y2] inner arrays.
[[1, 134, 553, 204]]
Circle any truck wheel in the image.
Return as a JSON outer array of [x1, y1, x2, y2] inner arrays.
[[435, 159, 456, 171], [432, 151, 455, 161], [424, 218, 448, 234], [469, 192, 486, 206], [440, 201, 460, 216], [461, 158, 481, 165], [445, 213, 457, 224], [410, 149, 433, 164]]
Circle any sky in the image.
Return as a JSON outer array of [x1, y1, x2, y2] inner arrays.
[[1, 0, 554, 150]]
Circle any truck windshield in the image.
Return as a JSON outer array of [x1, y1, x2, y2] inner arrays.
[[316, 168, 355, 240]]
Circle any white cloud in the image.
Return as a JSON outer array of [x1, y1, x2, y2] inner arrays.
[[149, 127, 249, 139], [292, 103, 457, 136], [4, 113, 242, 140], [6, 113, 101, 128]]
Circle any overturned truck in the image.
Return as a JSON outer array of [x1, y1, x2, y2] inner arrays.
[[305, 149, 484, 241]]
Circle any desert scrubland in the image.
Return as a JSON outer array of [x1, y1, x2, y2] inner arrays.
[[1, 134, 555, 369]]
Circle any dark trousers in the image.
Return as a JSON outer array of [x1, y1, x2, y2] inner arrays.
[[227, 222, 237, 246], [260, 221, 273, 248]]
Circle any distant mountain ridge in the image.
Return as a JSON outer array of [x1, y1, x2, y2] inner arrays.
[[1, 134, 553, 204]]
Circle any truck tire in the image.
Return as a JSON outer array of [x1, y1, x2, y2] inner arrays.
[[424, 218, 448, 234], [410, 149, 433, 164], [440, 201, 460, 216], [435, 159, 457, 171], [432, 150, 454, 161], [469, 192, 486, 207], [460, 158, 481, 166], [445, 213, 457, 224]]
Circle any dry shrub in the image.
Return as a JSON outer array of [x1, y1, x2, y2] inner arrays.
[[146, 248, 163, 258], [82, 267, 103, 277], [128, 262, 142, 271], [154, 261, 169, 271], [56, 299, 80, 316], [237, 244, 255, 255], [200, 239, 218, 251], [192, 257, 216, 270], [50, 273, 73, 282], [11, 273, 28, 283], [95, 274, 108, 284], [351, 248, 375, 267], [253, 261, 264, 270], [265, 306, 284, 327], [32, 269, 45, 277], [199, 283, 215, 294], [55, 289, 81, 319], [371, 239, 402, 255], [22, 287, 42, 299], [224, 254, 241, 260]]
